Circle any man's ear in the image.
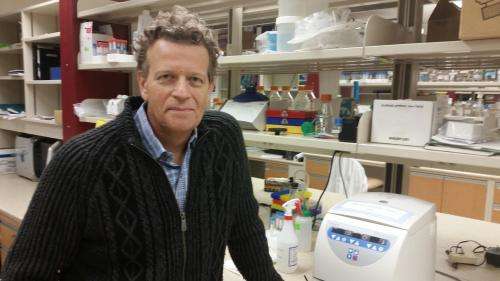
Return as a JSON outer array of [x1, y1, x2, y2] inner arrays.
[[208, 81, 215, 93], [137, 71, 149, 101]]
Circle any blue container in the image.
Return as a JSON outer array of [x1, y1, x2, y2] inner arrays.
[[50, 67, 61, 80]]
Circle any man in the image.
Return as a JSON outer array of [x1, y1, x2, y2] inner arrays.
[[1, 6, 282, 281]]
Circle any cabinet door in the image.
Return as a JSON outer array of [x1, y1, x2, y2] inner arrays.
[[0, 223, 16, 250], [408, 173, 444, 212], [264, 163, 289, 179], [442, 178, 487, 220]]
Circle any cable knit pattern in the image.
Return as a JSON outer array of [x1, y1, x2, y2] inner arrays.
[[0, 96, 283, 281]]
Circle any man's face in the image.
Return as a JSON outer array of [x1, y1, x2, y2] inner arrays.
[[137, 39, 213, 135]]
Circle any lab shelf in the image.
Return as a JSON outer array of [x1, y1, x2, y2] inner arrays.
[[22, 32, 60, 44], [0, 76, 23, 81], [356, 143, 500, 174], [23, 0, 59, 16], [217, 40, 500, 74], [25, 80, 61, 85], [79, 116, 115, 123], [246, 150, 304, 166], [0, 45, 22, 55], [365, 40, 500, 69], [78, 61, 137, 72], [242, 130, 357, 155], [0, 118, 62, 140], [77, 0, 277, 23]]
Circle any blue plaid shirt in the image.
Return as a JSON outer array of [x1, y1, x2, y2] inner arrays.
[[134, 103, 197, 212]]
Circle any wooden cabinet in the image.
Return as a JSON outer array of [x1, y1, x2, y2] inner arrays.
[[264, 163, 289, 179], [442, 178, 487, 220], [0, 210, 21, 270], [408, 173, 444, 212], [408, 170, 495, 221]]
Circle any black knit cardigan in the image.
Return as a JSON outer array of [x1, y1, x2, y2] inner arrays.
[[1, 96, 282, 281]]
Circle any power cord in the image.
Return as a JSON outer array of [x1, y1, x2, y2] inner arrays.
[[445, 240, 488, 268], [435, 270, 463, 281], [312, 150, 339, 229], [338, 152, 348, 198]]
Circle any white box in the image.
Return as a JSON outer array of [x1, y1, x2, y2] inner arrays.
[[371, 100, 436, 147], [0, 149, 16, 175], [220, 100, 268, 131], [79, 21, 113, 63]]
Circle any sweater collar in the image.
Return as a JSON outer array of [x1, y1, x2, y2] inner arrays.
[[115, 96, 209, 149]]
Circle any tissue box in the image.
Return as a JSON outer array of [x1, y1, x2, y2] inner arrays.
[[371, 100, 436, 146]]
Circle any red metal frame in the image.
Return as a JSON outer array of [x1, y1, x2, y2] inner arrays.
[[60, 0, 129, 141]]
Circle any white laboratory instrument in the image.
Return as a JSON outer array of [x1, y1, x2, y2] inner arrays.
[[314, 192, 436, 281]]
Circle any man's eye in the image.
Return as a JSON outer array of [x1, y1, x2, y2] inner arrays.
[[190, 77, 203, 86], [159, 74, 174, 80]]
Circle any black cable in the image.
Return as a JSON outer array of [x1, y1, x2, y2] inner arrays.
[[303, 275, 309, 281], [312, 150, 339, 229], [338, 152, 348, 198], [435, 270, 463, 281]]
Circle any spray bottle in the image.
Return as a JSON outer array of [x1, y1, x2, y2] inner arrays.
[[276, 198, 300, 274]]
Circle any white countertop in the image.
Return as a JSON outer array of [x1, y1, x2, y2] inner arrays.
[[0, 173, 38, 221], [229, 178, 500, 281], [1, 175, 499, 281]]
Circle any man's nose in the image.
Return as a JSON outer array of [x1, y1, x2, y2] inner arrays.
[[171, 77, 190, 99]]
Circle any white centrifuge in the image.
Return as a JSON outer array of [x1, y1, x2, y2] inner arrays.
[[314, 192, 436, 281]]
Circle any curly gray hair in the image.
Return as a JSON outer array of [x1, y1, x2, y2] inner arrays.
[[134, 6, 220, 82]]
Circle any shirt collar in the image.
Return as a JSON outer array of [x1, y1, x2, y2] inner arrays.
[[133, 103, 198, 161]]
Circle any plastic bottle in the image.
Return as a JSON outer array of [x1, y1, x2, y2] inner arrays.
[[276, 199, 299, 274], [295, 210, 313, 252], [315, 94, 334, 136], [280, 86, 294, 110], [306, 87, 320, 111], [269, 86, 283, 109], [293, 85, 311, 110]]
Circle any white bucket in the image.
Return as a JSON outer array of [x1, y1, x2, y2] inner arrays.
[[276, 16, 302, 52]]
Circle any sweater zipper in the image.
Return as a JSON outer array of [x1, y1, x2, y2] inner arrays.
[[129, 131, 208, 281], [129, 142, 188, 281]]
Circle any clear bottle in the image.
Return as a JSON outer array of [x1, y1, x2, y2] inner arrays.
[[293, 85, 311, 111], [315, 94, 334, 135], [276, 199, 299, 274], [280, 86, 294, 110], [306, 87, 320, 112], [269, 86, 283, 109]]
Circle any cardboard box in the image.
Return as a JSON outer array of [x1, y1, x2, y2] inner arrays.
[[460, 0, 500, 40], [427, 0, 461, 42], [371, 100, 436, 147]]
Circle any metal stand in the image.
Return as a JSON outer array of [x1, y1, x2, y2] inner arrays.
[[385, 0, 424, 193]]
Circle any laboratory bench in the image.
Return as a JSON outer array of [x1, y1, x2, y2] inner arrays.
[[0, 174, 499, 281]]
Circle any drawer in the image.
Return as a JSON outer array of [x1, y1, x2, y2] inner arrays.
[[0, 223, 17, 250], [0, 210, 21, 229], [492, 210, 500, 223], [264, 163, 288, 179], [305, 159, 331, 177], [308, 174, 329, 190], [494, 189, 500, 204]]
